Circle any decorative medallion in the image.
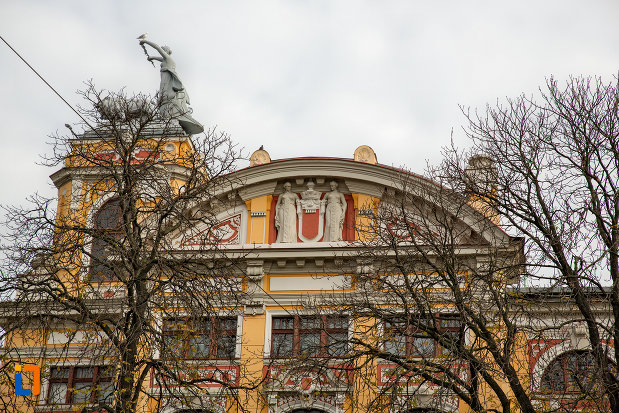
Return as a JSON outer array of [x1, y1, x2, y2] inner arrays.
[[354, 145, 377, 164], [250, 148, 271, 166]]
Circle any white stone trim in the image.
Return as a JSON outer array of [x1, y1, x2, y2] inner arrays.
[[267, 392, 344, 413]]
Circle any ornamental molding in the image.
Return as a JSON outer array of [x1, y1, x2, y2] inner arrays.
[[267, 392, 345, 413]]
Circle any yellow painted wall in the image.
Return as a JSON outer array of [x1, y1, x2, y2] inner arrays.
[[246, 195, 272, 244], [352, 194, 378, 241]]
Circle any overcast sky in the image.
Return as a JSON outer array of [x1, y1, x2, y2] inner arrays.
[[1, 1, 619, 213]]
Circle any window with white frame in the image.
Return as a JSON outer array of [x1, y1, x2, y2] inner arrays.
[[271, 315, 349, 358], [47, 366, 113, 405], [384, 315, 463, 358], [162, 316, 239, 359]]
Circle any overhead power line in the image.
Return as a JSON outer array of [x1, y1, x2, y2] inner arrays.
[[0, 34, 96, 131]]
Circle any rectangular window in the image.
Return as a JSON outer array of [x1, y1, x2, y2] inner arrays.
[[271, 315, 348, 358], [47, 366, 112, 405], [384, 315, 462, 358], [162, 316, 238, 359]]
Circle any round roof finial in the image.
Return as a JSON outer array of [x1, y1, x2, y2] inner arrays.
[[354, 145, 377, 164], [250, 147, 271, 166]]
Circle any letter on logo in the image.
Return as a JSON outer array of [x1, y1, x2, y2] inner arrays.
[[14, 364, 40, 396]]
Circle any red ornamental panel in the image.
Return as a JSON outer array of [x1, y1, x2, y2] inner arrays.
[[92, 148, 161, 164], [269, 194, 354, 244], [300, 201, 322, 240], [180, 214, 242, 246]]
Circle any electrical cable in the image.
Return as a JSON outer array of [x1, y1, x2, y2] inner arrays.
[[0, 34, 97, 132]]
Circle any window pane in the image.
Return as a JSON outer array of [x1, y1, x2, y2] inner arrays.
[[188, 334, 211, 358], [162, 335, 184, 357], [71, 382, 93, 404], [385, 320, 406, 357], [566, 352, 596, 392], [98, 366, 114, 379], [327, 316, 348, 330], [219, 318, 237, 331], [50, 367, 70, 379], [90, 238, 113, 280], [74, 367, 94, 380], [217, 333, 237, 358], [327, 332, 348, 357], [441, 331, 460, 355], [385, 334, 406, 356], [542, 358, 565, 391], [97, 381, 113, 404], [48, 383, 68, 404], [273, 317, 293, 330], [95, 200, 121, 230], [413, 336, 435, 357], [299, 332, 321, 355], [272, 333, 293, 357], [196, 318, 211, 333], [300, 317, 320, 329], [439, 317, 461, 329]]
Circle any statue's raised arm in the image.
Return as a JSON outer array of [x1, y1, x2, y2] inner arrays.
[[139, 38, 204, 135]]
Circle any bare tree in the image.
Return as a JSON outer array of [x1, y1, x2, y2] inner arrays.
[[287, 76, 619, 413], [451, 75, 619, 412], [0, 83, 257, 413]]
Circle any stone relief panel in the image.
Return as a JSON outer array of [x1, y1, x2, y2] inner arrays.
[[269, 180, 355, 244], [173, 206, 248, 248]]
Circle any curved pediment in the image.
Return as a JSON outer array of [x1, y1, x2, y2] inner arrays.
[[170, 157, 512, 249]]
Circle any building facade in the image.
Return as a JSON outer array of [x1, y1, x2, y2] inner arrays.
[[1, 124, 613, 413]]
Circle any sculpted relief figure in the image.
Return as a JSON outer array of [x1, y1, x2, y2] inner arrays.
[[139, 39, 204, 135], [300, 181, 321, 208], [323, 181, 347, 242], [275, 182, 298, 243]]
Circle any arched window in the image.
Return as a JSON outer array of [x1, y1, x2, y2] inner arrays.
[[90, 199, 122, 280], [541, 351, 612, 394]]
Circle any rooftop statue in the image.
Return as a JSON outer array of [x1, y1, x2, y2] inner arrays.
[[139, 38, 204, 135]]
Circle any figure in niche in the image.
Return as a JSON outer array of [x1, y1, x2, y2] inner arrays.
[[323, 181, 347, 241], [275, 182, 298, 242]]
